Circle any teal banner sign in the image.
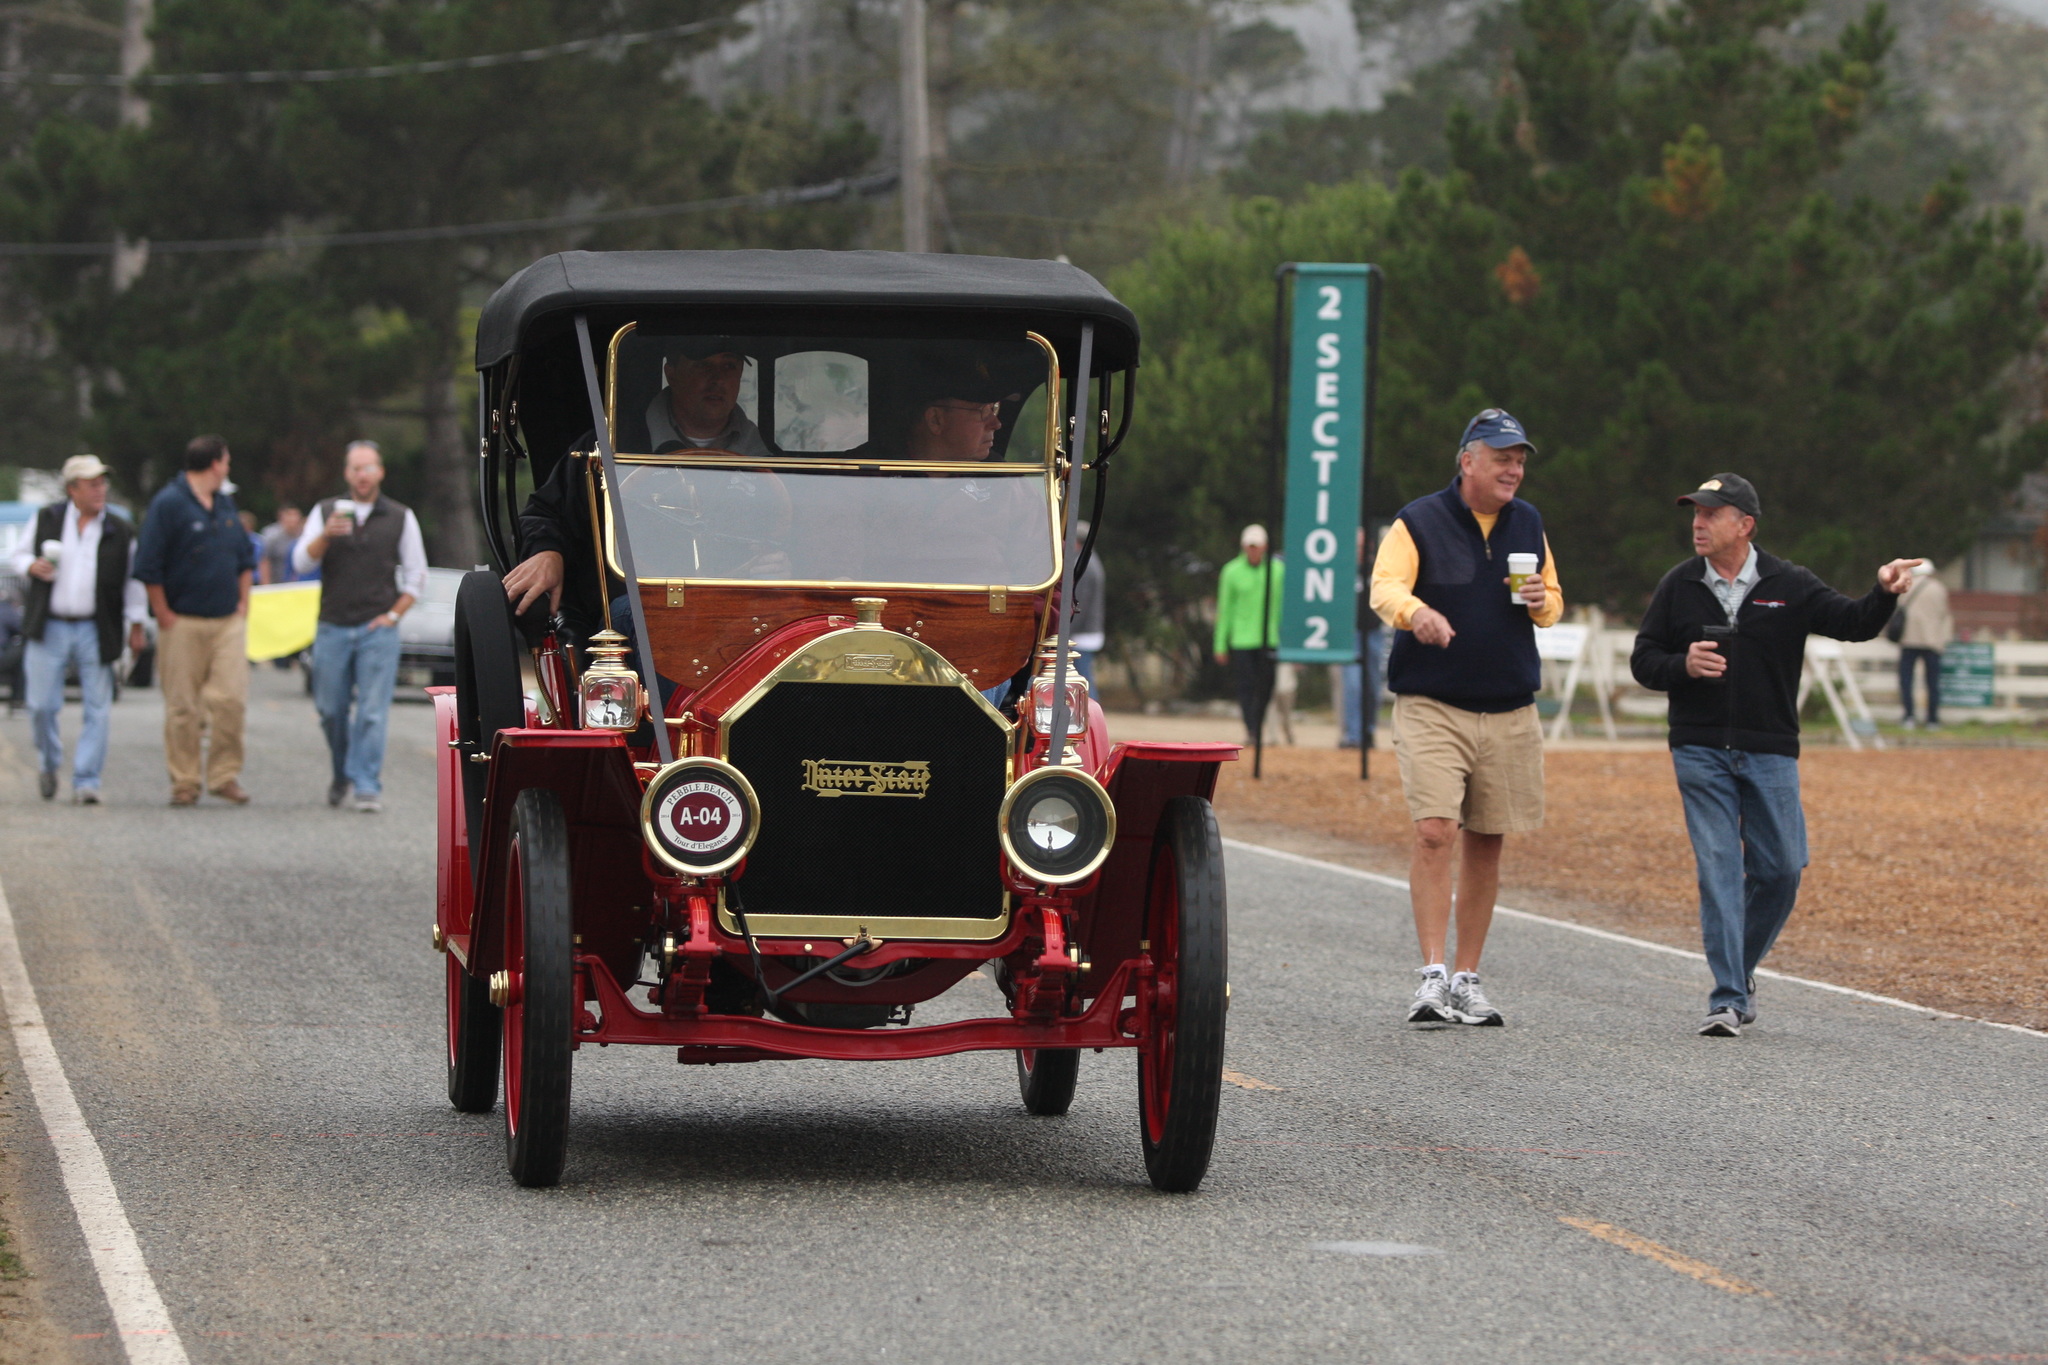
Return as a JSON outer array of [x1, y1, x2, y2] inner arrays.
[[1277, 264, 1375, 663]]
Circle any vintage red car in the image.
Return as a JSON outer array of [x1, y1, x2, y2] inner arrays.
[[436, 250, 1236, 1191]]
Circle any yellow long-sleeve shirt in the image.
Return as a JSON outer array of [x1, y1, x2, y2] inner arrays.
[[1370, 513, 1564, 631]]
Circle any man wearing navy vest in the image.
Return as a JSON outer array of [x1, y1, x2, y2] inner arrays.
[[1371, 409, 1563, 1027]]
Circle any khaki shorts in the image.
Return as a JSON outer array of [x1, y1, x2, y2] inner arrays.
[[1392, 694, 1545, 834]]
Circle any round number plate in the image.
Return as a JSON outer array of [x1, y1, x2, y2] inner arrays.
[[639, 759, 760, 875]]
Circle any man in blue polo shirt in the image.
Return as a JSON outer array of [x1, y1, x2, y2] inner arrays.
[[1371, 409, 1564, 1027], [134, 435, 255, 806]]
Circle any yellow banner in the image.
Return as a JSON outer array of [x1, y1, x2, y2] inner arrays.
[[245, 582, 321, 662]]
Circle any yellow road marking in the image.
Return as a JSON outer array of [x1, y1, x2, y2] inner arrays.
[[1559, 1217, 1771, 1297], [1221, 1069, 1282, 1091]]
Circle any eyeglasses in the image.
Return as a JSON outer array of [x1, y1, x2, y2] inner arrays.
[[932, 401, 1002, 422]]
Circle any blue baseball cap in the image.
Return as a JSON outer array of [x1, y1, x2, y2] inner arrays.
[[1459, 408, 1537, 455]]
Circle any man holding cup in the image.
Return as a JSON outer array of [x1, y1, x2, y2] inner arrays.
[[9, 455, 148, 802], [1630, 474, 1920, 1036], [294, 440, 428, 813], [1371, 409, 1562, 1026]]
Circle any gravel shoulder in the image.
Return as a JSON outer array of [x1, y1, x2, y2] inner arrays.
[[1211, 744, 2048, 1030]]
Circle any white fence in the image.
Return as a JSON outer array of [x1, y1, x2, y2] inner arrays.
[[1538, 620, 2048, 739]]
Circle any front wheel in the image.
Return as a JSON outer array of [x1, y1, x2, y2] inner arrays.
[[446, 952, 500, 1113], [1137, 795, 1228, 1193], [1016, 1048, 1079, 1116], [503, 788, 573, 1187]]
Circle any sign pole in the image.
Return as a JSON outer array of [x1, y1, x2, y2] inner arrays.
[[1256, 265, 1297, 780], [1359, 264, 1382, 781]]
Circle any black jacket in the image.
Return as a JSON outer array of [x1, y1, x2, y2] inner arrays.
[[23, 503, 134, 665], [1631, 550, 1898, 757]]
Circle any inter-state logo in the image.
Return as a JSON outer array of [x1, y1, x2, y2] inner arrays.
[[801, 759, 932, 799]]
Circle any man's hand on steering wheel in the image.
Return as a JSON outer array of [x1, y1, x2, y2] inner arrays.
[[503, 550, 564, 616]]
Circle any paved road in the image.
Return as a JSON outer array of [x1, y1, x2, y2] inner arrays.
[[1, 669, 2044, 1364]]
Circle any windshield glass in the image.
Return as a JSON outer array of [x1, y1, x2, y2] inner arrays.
[[607, 330, 1055, 464], [612, 465, 1055, 587]]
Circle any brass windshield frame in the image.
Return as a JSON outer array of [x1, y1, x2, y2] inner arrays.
[[596, 324, 1067, 593]]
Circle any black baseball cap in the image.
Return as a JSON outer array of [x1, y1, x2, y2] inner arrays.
[[663, 336, 749, 362], [1677, 473, 1761, 519], [1459, 408, 1537, 454]]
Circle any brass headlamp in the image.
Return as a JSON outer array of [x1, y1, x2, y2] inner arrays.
[[579, 629, 644, 731], [1026, 636, 1089, 764]]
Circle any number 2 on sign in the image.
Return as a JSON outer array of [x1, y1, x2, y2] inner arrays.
[[1317, 285, 1342, 320], [1304, 616, 1329, 649]]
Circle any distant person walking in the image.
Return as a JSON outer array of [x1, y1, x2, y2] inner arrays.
[[258, 505, 306, 585], [135, 435, 255, 806], [1372, 409, 1562, 1027], [1069, 521, 1106, 687], [1894, 562, 1952, 728], [1212, 524, 1285, 746], [1630, 474, 1919, 1037], [10, 455, 148, 803], [294, 440, 427, 813]]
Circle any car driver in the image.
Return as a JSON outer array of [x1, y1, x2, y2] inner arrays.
[[503, 338, 767, 619]]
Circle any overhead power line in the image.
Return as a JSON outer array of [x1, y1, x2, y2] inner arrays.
[[0, 172, 898, 256], [0, 18, 729, 87]]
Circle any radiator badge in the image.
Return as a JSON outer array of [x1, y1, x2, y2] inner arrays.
[[801, 758, 932, 799], [838, 653, 900, 674]]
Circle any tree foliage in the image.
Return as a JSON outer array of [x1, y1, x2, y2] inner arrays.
[[1, 1, 872, 557], [1107, 0, 2044, 678]]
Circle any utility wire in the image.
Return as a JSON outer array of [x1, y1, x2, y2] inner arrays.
[[0, 172, 898, 256], [0, 18, 730, 87]]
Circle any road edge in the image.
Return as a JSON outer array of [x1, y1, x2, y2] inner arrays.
[[0, 871, 191, 1364]]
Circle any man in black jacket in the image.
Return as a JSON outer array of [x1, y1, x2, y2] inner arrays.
[[1631, 474, 1920, 1037], [9, 455, 148, 802]]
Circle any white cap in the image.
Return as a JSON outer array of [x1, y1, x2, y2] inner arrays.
[[1240, 523, 1268, 547], [60, 453, 109, 485]]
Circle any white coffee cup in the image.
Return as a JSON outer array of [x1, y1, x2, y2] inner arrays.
[[1507, 552, 1540, 603], [39, 539, 62, 567]]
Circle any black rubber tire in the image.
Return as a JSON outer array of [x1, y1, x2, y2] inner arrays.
[[454, 570, 526, 854], [1016, 1047, 1080, 1116], [446, 951, 501, 1113], [503, 788, 574, 1187], [1137, 795, 1228, 1193]]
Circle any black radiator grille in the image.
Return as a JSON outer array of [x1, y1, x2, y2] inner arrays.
[[726, 681, 1008, 921]]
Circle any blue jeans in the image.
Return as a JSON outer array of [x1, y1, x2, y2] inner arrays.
[[26, 619, 112, 790], [1338, 630, 1386, 747], [311, 620, 402, 797], [1671, 746, 1808, 1015]]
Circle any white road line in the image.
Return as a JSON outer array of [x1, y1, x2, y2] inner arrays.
[[0, 873, 190, 1365], [1223, 837, 2048, 1040]]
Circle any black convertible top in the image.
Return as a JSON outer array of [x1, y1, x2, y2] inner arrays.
[[475, 249, 1140, 372]]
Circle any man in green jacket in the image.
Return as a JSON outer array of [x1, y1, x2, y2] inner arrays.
[[1213, 524, 1286, 745]]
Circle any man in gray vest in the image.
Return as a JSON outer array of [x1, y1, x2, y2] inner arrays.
[[10, 454, 148, 802], [294, 440, 428, 812]]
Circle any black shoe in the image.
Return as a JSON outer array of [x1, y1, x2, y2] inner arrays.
[[328, 779, 348, 809], [38, 770, 57, 800], [1738, 976, 1757, 1026]]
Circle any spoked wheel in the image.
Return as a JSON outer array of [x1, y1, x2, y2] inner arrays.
[[502, 788, 573, 1188], [445, 952, 500, 1113], [1016, 1047, 1080, 1116], [1137, 795, 1228, 1193]]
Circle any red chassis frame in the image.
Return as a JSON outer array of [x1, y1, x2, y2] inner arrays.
[[431, 664, 1236, 1066]]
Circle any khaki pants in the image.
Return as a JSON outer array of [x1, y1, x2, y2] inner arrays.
[[1391, 694, 1545, 835], [159, 613, 247, 794]]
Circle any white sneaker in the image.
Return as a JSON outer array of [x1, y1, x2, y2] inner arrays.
[[1449, 971, 1504, 1026], [1407, 967, 1454, 1024], [351, 792, 383, 814]]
